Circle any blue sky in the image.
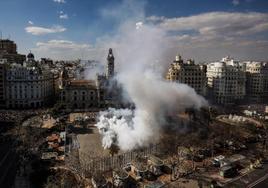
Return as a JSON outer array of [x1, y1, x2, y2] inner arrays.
[[0, 0, 268, 61]]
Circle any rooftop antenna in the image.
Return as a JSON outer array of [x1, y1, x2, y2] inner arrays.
[[0, 30, 2, 39], [8, 34, 11, 40]]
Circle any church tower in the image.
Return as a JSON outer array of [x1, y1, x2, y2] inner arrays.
[[106, 48, 114, 79]]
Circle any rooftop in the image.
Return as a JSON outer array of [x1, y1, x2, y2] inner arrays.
[[41, 152, 58, 160], [228, 154, 246, 163], [67, 79, 97, 89], [70, 79, 95, 85]]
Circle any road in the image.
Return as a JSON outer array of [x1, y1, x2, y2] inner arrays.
[[225, 163, 268, 187], [0, 140, 19, 188], [248, 173, 268, 188]]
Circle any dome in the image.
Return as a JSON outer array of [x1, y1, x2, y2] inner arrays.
[[27, 52, 35, 59]]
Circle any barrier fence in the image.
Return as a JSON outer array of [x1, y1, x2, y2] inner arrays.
[[68, 144, 160, 174]]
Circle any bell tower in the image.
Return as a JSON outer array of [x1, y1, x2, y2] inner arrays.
[[106, 48, 114, 79]]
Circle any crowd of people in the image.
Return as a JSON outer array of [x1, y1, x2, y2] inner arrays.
[[0, 109, 45, 123]]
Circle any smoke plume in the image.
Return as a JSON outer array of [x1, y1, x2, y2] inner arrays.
[[95, 0, 207, 151]]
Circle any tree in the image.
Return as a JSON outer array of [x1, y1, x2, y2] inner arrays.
[[49, 102, 66, 118], [109, 144, 120, 157], [44, 170, 79, 188]]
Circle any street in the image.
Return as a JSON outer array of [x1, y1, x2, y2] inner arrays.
[[225, 163, 268, 187], [0, 139, 19, 187]]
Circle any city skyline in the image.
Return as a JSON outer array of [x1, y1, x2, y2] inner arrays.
[[0, 0, 268, 61], [1, 1, 268, 187]]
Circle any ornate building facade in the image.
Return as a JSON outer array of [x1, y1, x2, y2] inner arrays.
[[207, 57, 246, 105], [245, 61, 268, 103], [3, 53, 55, 109], [166, 54, 207, 96], [60, 80, 102, 109]]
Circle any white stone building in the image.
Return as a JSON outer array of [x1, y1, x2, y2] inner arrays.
[[5, 62, 54, 109], [166, 54, 207, 96], [59, 79, 102, 109], [207, 56, 246, 105], [244, 61, 268, 103]]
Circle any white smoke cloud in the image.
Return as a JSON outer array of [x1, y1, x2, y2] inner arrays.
[[83, 60, 105, 80], [95, 1, 207, 151]]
